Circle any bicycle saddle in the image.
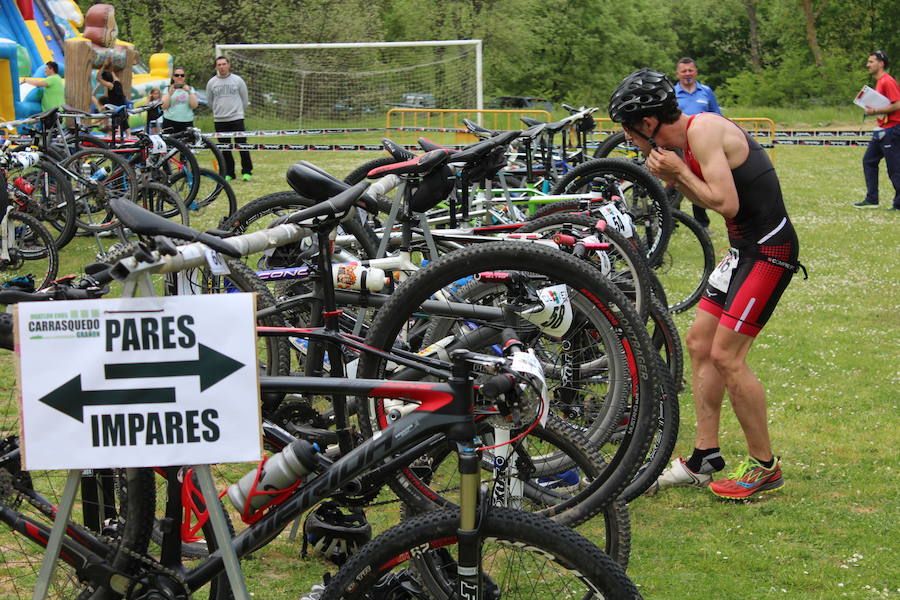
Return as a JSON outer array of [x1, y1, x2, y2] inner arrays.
[[107, 198, 241, 257], [366, 147, 451, 178], [286, 161, 378, 213], [274, 180, 371, 226], [519, 116, 574, 135]]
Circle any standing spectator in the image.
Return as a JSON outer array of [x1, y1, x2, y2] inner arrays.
[[674, 57, 721, 230], [161, 67, 199, 134], [95, 58, 129, 141], [145, 87, 162, 134], [21, 61, 64, 111], [854, 50, 900, 210], [206, 56, 252, 181]]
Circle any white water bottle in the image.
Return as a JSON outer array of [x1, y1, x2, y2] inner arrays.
[[227, 439, 319, 514], [333, 263, 386, 292]]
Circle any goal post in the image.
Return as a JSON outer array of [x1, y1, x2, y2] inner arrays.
[[213, 40, 483, 128]]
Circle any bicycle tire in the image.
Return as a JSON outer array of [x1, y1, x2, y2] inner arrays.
[[140, 180, 189, 225], [169, 168, 237, 217], [357, 242, 657, 514], [0, 452, 155, 600], [1, 211, 59, 291], [420, 275, 628, 450], [593, 130, 640, 160], [517, 212, 652, 320], [14, 158, 77, 249], [551, 158, 672, 268], [619, 352, 679, 503], [59, 147, 138, 232], [320, 507, 641, 600], [656, 208, 715, 314], [153, 134, 202, 207], [648, 293, 683, 390], [199, 134, 227, 176], [396, 413, 632, 562]]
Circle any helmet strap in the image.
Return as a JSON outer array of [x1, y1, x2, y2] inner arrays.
[[628, 120, 662, 149]]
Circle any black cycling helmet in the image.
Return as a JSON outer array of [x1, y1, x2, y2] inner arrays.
[[608, 68, 677, 124], [301, 501, 372, 566]]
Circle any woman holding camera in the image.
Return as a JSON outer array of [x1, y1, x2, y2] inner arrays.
[[161, 67, 198, 134]]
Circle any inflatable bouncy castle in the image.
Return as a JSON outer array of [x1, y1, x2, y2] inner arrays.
[[1, 0, 171, 121]]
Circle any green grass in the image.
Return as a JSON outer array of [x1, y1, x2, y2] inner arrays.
[[2, 127, 899, 598]]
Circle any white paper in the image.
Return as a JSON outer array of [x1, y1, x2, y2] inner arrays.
[[17, 294, 262, 469], [853, 85, 890, 110]]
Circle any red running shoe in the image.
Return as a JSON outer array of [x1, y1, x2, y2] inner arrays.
[[709, 457, 783, 499]]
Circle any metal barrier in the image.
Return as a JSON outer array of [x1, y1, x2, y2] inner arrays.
[[386, 108, 552, 143], [592, 116, 778, 161]]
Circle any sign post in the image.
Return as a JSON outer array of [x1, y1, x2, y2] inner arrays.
[[18, 294, 260, 600]]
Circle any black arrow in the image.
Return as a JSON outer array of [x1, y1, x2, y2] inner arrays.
[[38, 376, 176, 422], [103, 344, 245, 391]]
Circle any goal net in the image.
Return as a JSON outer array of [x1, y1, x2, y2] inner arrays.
[[214, 40, 482, 129]]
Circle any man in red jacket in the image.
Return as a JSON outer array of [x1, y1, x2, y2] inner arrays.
[[855, 50, 900, 210]]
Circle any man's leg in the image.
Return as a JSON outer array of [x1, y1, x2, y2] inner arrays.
[[861, 135, 884, 205], [708, 327, 769, 461], [232, 119, 253, 177], [686, 310, 727, 450], [881, 127, 900, 209], [214, 121, 236, 179]]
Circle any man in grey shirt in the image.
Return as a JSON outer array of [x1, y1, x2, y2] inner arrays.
[[207, 56, 253, 181]]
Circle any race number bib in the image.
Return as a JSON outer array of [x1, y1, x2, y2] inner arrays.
[[519, 284, 573, 337], [708, 248, 739, 292], [597, 203, 634, 239], [148, 135, 168, 154]]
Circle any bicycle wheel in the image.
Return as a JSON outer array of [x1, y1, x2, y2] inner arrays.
[[0, 211, 59, 291], [593, 130, 640, 160], [168, 168, 237, 218], [320, 507, 641, 600], [399, 414, 632, 566], [357, 242, 658, 513], [618, 352, 679, 503], [552, 158, 671, 268], [153, 135, 201, 207], [655, 208, 715, 314], [12, 158, 77, 249], [516, 212, 652, 320], [0, 423, 155, 600], [59, 148, 137, 232], [420, 274, 628, 447], [139, 180, 189, 225]]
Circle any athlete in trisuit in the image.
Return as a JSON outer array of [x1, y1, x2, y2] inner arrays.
[[608, 68, 804, 499]]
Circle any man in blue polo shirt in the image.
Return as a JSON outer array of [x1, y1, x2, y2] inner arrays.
[[674, 57, 721, 229]]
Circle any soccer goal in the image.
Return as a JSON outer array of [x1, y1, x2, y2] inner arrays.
[[214, 40, 483, 128]]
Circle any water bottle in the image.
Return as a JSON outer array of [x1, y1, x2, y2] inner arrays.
[[89, 166, 109, 182], [226, 439, 319, 514], [333, 263, 386, 292], [12, 176, 34, 195]]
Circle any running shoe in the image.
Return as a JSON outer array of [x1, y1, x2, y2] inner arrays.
[[242, 173, 252, 182], [709, 457, 783, 499], [853, 200, 879, 209], [644, 457, 712, 496]]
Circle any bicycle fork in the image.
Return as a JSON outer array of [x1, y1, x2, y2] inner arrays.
[[456, 445, 484, 600]]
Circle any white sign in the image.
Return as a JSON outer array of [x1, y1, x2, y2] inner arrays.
[[16, 294, 262, 470]]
